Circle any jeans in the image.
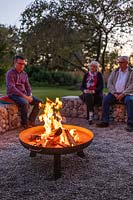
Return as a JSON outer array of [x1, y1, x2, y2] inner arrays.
[[9, 95, 42, 126], [102, 93, 133, 125]]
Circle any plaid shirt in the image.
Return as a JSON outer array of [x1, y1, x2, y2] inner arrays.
[[6, 68, 32, 97]]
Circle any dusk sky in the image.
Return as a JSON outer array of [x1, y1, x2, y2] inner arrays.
[[0, 0, 132, 56], [0, 0, 33, 27]]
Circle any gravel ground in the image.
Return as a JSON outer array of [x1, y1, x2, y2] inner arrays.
[[0, 118, 132, 200]]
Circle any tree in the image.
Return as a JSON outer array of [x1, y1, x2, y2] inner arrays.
[[19, 0, 89, 71], [0, 24, 19, 82], [19, 0, 133, 72], [57, 0, 132, 72]]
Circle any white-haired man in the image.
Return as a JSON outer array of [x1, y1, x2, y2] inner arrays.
[[97, 56, 133, 132], [80, 61, 104, 124]]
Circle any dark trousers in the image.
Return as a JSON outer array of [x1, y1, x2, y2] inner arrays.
[[102, 93, 133, 125], [9, 95, 42, 126], [84, 93, 102, 119]]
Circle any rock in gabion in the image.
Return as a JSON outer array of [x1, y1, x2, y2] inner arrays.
[[61, 96, 87, 118], [0, 104, 21, 133], [113, 104, 127, 122]]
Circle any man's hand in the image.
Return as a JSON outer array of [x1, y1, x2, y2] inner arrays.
[[23, 95, 33, 103], [113, 93, 119, 98], [113, 93, 124, 101], [116, 94, 124, 101]]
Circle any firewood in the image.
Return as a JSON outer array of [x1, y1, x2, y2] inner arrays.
[[30, 134, 41, 141], [55, 127, 62, 136], [65, 129, 76, 146]]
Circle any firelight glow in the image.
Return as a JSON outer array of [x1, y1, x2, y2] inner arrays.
[[38, 98, 79, 147]]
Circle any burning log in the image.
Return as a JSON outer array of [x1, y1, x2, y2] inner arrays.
[[44, 127, 62, 147], [64, 129, 76, 146], [29, 127, 78, 148], [28, 98, 79, 148], [54, 127, 62, 136], [30, 135, 41, 141]]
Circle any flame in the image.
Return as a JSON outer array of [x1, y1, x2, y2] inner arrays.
[[38, 98, 79, 147], [39, 97, 62, 134]]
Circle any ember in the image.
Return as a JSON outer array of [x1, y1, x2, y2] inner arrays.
[[30, 97, 80, 148]]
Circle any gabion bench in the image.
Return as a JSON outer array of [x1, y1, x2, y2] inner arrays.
[[0, 104, 21, 133], [61, 96, 87, 118], [61, 96, 127, 122], [0, 95, 21, 133]]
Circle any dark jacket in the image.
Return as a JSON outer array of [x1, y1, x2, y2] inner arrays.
[[80, 71, 104, 105], [81, 71, 104, 94]]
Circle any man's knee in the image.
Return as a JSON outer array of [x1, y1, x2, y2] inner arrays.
[[32, 96, 42, 105], [103, 93, 116, 105], [124, 95, 133, 105]]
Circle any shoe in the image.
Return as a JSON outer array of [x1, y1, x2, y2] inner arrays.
[[96, 122, 109, 128], [125, 124, 133, 132], [88, 120, 93, 125]]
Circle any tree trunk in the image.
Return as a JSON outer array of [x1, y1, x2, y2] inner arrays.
[[96, 30, 102, 61], [101, 33, 108, 73]]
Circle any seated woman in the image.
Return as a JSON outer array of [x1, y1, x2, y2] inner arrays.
[[80, 61, 104, 124]]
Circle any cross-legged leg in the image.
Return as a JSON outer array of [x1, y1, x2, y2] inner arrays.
[[29, 96, 42, 125]]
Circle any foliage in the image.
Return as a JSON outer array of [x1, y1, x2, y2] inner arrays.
[[0, 24, 19, 82], [19, 0, 84, 71], [0, 0, 132, 75], [25, 65, 82, 86], [57, 0, 132, 71], [19, 0, 133, 72]]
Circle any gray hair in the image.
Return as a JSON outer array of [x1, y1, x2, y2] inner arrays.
[[118, 56, 129, 62], [89, 61, 99, 69]]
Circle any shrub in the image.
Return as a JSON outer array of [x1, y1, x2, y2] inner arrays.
[[25, 66, 81, 86]]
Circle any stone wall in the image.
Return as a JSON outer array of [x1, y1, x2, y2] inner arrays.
[[0, 104, 21, 133], [0, 96, 127, 133], [61, 96, 127, 122], [61, 96, 87, 118], [113, 104, 127, 122]]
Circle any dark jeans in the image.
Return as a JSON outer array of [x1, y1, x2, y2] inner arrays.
[[9, 95, 42, 126], [84, 93, 102, 119], [102, 93, 133, 125]]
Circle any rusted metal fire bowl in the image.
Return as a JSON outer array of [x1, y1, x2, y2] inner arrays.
[[19, 124, 94, 179]]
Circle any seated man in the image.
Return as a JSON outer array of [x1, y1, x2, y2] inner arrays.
[[6, 55, 42, 128], [97, 56, 133, 132]]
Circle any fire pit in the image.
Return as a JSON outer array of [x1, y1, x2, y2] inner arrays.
[[19, 124, 93, 179], [19, 98, 94, 179]]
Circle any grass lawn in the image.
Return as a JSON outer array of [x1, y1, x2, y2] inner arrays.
[[31, 86, 81, 101], [0, 86, 81, 101], [0, 85, 108, 102]]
